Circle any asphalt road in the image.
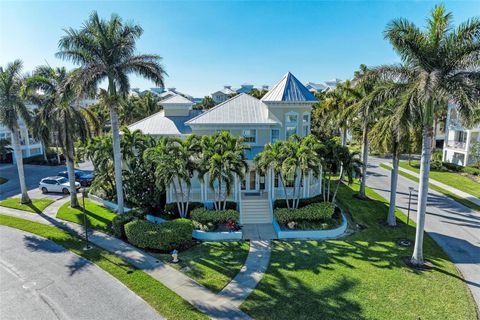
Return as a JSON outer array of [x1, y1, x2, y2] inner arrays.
[[367, 157, 480, 308], [0, 225, 162, 320], [0, 161, 94, 200]]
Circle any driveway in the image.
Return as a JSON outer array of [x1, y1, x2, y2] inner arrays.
[[0, 161, 94, 200], [367, 157, 480, 308], [0, 225, 162, 320]]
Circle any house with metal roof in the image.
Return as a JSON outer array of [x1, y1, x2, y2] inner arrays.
[[128, 72, 321, 223]]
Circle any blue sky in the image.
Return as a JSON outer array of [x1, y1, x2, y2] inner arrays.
[[0, 1, 478, 97]]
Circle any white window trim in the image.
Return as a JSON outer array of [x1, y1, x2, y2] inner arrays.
[[285, 111, 299, 139], [270, 128, 280, 143], [242, 129, 258, 144]]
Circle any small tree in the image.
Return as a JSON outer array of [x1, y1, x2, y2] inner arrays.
[[469, 141, 480, 167]]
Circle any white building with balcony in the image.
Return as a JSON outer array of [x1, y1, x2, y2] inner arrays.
[[443, 104, 480, 166], [0, 119, 43, 164]]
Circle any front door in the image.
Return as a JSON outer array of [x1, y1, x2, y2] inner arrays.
[[242, 170, 260, 192]]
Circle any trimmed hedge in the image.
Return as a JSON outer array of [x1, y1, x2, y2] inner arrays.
[[463, 166, 480, 176], [112, 213, 136, 239], [274, 194, 323, 209], [274, 202, 336, 225], [124, 218, 194, 252], [190, 208, 240, 231]]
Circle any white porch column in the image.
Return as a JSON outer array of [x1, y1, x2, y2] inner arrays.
[[200, 180, 205, 202], [270, 168, 276, 201], [465, 130, 472, 165], [234, 174, 239, 202], [319, 165, 323, 194], [303, 173, 308, 198]]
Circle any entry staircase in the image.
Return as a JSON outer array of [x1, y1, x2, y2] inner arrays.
[[240, 192, 272, 224]]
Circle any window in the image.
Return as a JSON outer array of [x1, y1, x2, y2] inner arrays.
[[285, 112, 298, 139], [243, 129, 256, 143], [303, 112, 311, 136], [271, 129, 280, 143]]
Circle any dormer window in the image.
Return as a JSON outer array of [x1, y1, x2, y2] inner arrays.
[[303, 112, 311, 136], [285, 112, 298, 139]]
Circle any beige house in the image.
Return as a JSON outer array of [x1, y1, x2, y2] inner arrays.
[[129, 72, 321, 223]]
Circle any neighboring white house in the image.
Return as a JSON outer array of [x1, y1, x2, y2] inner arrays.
[[305, 79, 343, 94], [211, 86, 237, 104], [443, 103, 480, 166], [129, 72, 320, 223]]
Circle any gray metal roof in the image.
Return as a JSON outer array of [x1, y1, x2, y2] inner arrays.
[[186, 93, 280, 125], [128, 110, 203, 136], [161, 94, 194, 105], [261, 72, 317, 102]]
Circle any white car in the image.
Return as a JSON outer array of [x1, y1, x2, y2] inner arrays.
[[39, 176, 81, 194]]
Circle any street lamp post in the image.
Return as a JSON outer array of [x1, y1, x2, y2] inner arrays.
[[81, 187, 91, 250], [406, 186, 414, 239]]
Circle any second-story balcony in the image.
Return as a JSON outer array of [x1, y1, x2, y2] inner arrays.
[[446, 140, 467, 151]]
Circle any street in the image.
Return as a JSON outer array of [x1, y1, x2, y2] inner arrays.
[[0, 225, 162, 320]]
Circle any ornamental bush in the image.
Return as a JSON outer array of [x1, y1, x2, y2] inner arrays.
[[164, 202, 204, 217], [463, 166, 480, 176], [190, 208, 240, 231], [274, 202, 336, 225], [124, 218, 194, 252], [274, 194, 323, 209], [111, 210, 145, 239]]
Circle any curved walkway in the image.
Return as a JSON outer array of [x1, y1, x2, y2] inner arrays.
[[0, 225, 162, 320], [219, 240, 271, 307], [0, 198, 273, 319]]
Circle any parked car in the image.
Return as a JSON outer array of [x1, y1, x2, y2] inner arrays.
[[39, 176, 80, 194], [58, 170, 94, 187]]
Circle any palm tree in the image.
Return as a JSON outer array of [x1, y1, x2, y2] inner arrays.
[[331, 146, 362, 203], [199, 132, 248, 211], [57, 11, 166, 214], [27, 66, 98, 207], [370, 5, 480, 266], [144, 136, 198, 217], [0, 60, 31, 204], [31, 107, 51, 162], [343, 65, 385, 199], [369, 96, 411, 226], [85, 134, 115, 199]]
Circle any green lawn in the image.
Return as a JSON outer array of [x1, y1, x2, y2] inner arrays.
[[0, 177, 7, 184], [0, 198, 54, 213], [241, 182, 477, 320], [399, 160, 480, 198], [0, 214, 207, 320], [380, 164, 480, 211], [56, 199, 117, 232], [154, 241, 250, 293]]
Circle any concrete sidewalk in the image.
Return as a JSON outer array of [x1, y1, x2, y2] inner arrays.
[[382, 162, 480, 208]]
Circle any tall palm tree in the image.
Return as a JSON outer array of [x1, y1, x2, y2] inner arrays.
[[369, 95, 411, 226], [31, 107, 51, 162], [0, 60, 31, 204], [57, 11, 166, 214], [370, 5, 480, 266], [343, 65, 384, 199], [199, 132, 248, 211], [28, 66, 98, 207]]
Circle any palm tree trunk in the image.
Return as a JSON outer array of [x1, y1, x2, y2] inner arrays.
[[12, 127, 30, 204], [280, 175, 290, 208], [341, 127, 347, 146], [66, 157, 79, 207], [66, 133, 79, 207], [332, 167, 343, 203], [109, 103, 125, 214], [359, 123, 369, 198], [411, 126, 433, 266], [41, 141, 48, 162], [387, 140, 399, 226]]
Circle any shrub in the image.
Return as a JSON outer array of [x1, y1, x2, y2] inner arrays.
[[124, 218, 194, 252], [274, 194, 323, 209], [190, 208, 240, 231], [463, 166, 480, 176], [111, 210, 145, 239], [164, 202, 204, 217], [441, 161, 462, 172], [274, 202, 336, 225], [432, 150, 443, 162]]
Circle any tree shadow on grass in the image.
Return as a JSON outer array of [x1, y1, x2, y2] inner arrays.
[[243, 276, 365, 320]]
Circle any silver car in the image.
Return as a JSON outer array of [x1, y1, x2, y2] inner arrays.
[[39, 176, 80, 194]]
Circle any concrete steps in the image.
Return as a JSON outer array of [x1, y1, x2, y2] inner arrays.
[[241, 197, 271, 224]]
